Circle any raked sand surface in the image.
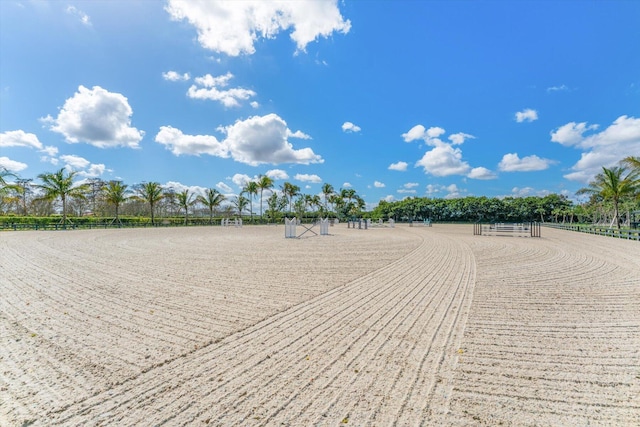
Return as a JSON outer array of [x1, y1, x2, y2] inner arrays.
[[1, 223, 639, 426]]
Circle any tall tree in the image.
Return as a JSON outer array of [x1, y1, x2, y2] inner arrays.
[[36, 168, 89, 226], [577, 166, 640, 228], [15, 178, 32, 215], [321, 183, 335, 214], [257, 175, 274, 221], [86, 178, 105, 214], [136, 182, 164, 225], [103, 180, 129, 224], [266, 192, 287, 223], [243, 181, 259, 222], [197, 188, 226, 224], [281, 182, 300, 214], [233, 194, 249, 218], [176, 189, 195, 225]]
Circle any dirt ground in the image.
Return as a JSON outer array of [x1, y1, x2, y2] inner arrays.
[[1, 224, 638, 426]]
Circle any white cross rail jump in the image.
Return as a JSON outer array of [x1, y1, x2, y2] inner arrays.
[[285, 218, 330, 239]]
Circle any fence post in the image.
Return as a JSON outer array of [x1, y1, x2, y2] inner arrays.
[[285, 217, 296, 238], [320, 218, 329, 235]]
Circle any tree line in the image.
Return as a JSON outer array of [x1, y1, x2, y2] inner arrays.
[[1, 156, 638, 228], [0, 169, 366, 226], [371, 156, 640, 228]]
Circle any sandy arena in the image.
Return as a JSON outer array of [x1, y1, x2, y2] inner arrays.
[[1, 224, 639, 426]]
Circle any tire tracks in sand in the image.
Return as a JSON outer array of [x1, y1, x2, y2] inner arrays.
[[45, 227, 475, 426]]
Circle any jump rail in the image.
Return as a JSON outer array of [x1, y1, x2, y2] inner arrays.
[[474, 222, 541, 237]]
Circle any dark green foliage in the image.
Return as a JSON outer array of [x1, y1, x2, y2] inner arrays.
[[371, 194, 572, 223]]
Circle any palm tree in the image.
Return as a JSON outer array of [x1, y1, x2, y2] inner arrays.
[[176, 189, 195, 225], [36, 168, 89, 226], [0, 168, 14, 187], [233, 194, 249, 218], [577, 166, 640, 228], [136, 182, 164, 225], [197, 188, 226, 224], [328, 193, 342, 216], [622, 156, 640, 171], [281, 182, 300, 214], [103, 180, 129, 224], [0, 171, 21, 213], [306, 194, 321, 216], [243, 181, 259, 222], [321, 183, 334, 213], [257, 175, 274, 221]]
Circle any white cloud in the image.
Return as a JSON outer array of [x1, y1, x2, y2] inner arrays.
[[426, 184, 440, 195], [40, 146, 58, 156], [426, 126, 446, 139], [231, 173, 253, 187], [397, 189, 416, 194], [155, 126, 227, 157], [66, 5, 91, 26], [266, 169, 289, 180], [0, 157, 27, 172], [163, 181, 208, 197], [294, 173, 322, 183], [216, 181, 234, 193], [402, 125, 467, 147], [444, 184, 464, 199], [388, 162, 409, 172], [550, 121, 599, 146], [288, 129, 312, 139], [416, 143, 471, 177], [60, 154, 90, 169], [407, 125, 480, 177], [81, 164, 107, 178], [44, 85, 144, 148], [383, 195, 395, 202], [388, 161, 408, 171], [498, 153, 554, 172], [221, 113, 323, 165], [165, 0, 351, 56], [373, 181, 385, 188], [343, 182, 352, 188], [448, 132, 475, 145], [515, 108, 538, 123], [467, 167, 497, 180], [402, 124, 426, 142], [162, 71, 191, 81], [342, 121, 361, 133], [554, 115, 640, 183], [511, 187, 535, 197], [187, 73, 256, 108], [0, 130, 43, 149], [547, 84, 569, 92], [250, 101, 260, 109], [40, 155, 59, 166], [59, 154, 107, 178], [403, 182, 419, 189]]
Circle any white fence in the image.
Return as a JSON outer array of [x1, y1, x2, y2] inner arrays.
[[221, 218, 242, 227]]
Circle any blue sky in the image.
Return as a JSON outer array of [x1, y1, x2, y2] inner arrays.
[[1, 0, 639, 208]]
